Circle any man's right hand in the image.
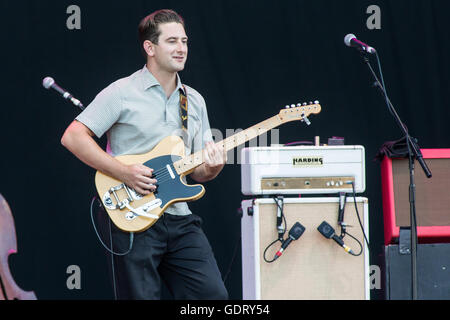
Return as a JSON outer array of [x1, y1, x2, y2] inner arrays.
[[61, 121, 158, 196], [120, 164, 158, 195]]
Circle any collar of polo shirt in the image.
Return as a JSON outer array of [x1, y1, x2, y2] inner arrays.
[[140, 65, 186, 95]]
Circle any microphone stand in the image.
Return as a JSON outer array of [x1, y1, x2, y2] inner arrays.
[[358, 51, 432, 300]]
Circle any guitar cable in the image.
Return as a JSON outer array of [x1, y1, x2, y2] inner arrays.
[[222, 226, 241, 284], [90, 196, 135, 256], [263, 197, 287, 263], [349, 182, 370, 248], [338, 227, 363, 257], [90, 196, 135, 300], [108, 216, 118, 300], [334, 181, 370, 257]]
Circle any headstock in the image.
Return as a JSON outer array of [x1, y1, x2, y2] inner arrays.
[[278, 101, 321, 125]]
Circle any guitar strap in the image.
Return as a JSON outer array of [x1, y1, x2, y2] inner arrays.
[[179, 85, 188, 132]]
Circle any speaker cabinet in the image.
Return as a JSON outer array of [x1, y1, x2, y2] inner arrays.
[[384, 243, 450, 299], [381, 149, 450, 244], [241, 197, 369, 300]]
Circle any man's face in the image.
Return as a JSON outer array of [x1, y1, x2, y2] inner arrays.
[[151, 22, 188, 73]]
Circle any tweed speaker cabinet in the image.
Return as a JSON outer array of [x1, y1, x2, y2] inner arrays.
[[241, 197, 369, 300]]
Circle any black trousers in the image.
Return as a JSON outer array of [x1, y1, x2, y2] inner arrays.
[[106, 213, 228, 300]]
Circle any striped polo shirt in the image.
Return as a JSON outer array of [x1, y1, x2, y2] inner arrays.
[[76, 65, 213, 216]]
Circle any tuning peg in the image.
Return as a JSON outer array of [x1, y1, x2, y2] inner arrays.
[[296, 103, 302, 107], [285, 105, 290, 109], [314, 100, 320, 104], [302, 102, 307, 106], [290, 104, 296, 108]]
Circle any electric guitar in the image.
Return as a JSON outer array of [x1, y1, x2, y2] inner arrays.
[[95, 102, 321, 232]]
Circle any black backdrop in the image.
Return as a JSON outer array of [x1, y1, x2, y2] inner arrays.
[[1, 0, 449, 300]]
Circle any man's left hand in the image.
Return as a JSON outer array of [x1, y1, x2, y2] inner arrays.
[[204, 141, 227, 170], [190, 141, 227, 183]]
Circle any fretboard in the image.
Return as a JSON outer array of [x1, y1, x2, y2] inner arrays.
[[173, 115, 282, 175]]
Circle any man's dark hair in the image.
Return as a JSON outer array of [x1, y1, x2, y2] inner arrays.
[[138, 9, 185, 58]]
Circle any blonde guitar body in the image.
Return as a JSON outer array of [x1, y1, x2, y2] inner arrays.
[[95, 102, 321, 233], [95, 135, 205, 233]]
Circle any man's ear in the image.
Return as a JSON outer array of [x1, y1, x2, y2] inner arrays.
[[143, 40, 155, 57]]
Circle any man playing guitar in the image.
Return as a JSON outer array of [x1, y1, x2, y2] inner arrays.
[[61, 9, 228, 300]]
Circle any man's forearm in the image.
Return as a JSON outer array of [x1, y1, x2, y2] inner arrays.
[[61, 122, 126, 180], [61, 121, 157, 195], [190, 163, 224, 183]]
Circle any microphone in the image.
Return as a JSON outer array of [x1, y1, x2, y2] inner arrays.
[[344, 33, 376, 54], [273, 222, 305, 260], [42, 76, 84, 109], [317, 221, 354, 254]]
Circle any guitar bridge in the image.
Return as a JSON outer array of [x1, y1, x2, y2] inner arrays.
[[102, 184, 143, 210]]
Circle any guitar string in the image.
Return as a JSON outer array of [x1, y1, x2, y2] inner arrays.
[[135, 165, 183, 189], [129, 136, 250, 190], [109, 115, 312, 199], [148, 152, 200, 177], [148, 136, 246, 177], [138, 139, 244, 187], [151, 132, 271, 185], [146, 133, 255, 178], [150, 150, 217, 183], [128, 128, 271, 189], [141, 113, 305, 177]]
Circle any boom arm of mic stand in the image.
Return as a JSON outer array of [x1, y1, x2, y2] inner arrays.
[[361, 54, 432, 178]]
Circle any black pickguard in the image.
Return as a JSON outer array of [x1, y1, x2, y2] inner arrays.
[[143, 155, 203, 210]]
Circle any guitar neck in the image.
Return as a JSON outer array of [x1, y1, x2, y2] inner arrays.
[[173, 115, 282, 175]]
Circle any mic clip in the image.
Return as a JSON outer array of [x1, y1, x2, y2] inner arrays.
[[274, 196, 285, 241], [339, 222, 353, 233], [337, 192, 348, 236]]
